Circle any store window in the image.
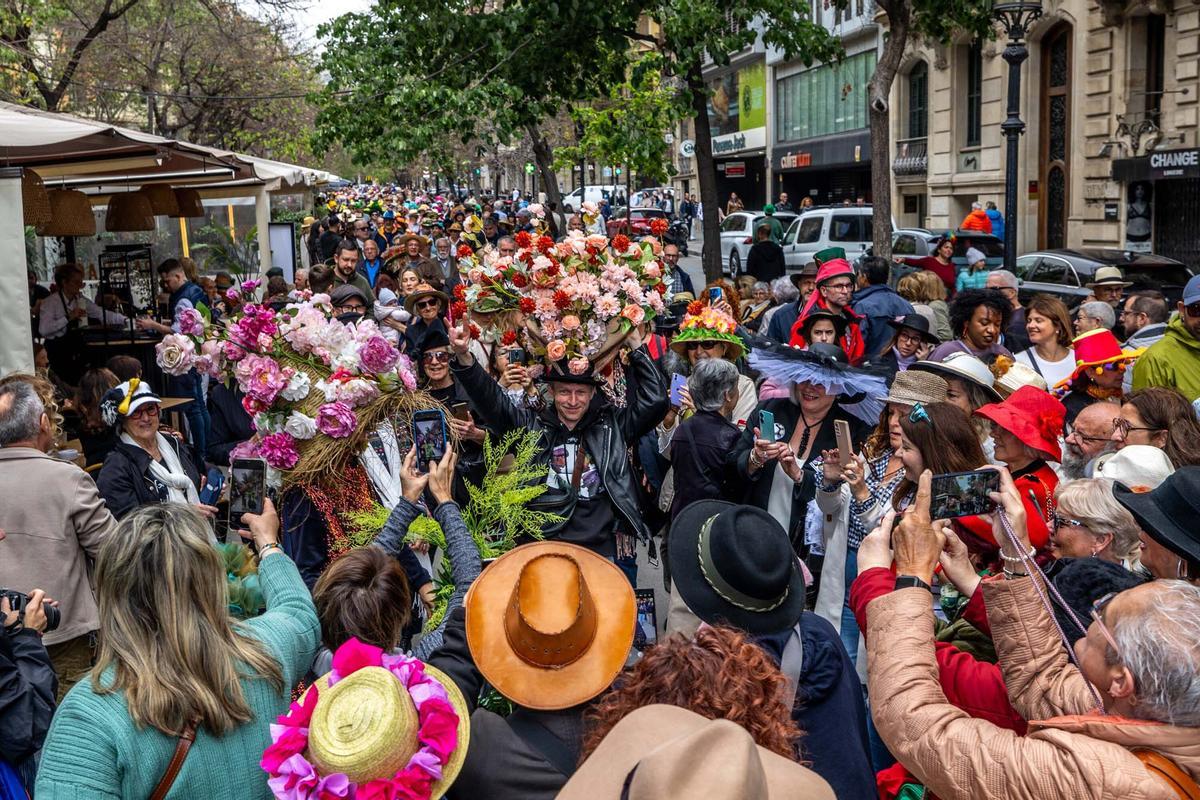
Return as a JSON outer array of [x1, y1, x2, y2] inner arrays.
[[965, 41, 982, 148], [775, 51, 877, 143], [908, 62, 928, 139]]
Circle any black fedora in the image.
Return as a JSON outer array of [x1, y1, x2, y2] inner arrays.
[[888, 313, 940, 345], [1113, 467, 1200, 564], [539, 357, 599, 386], [669, 500, 806, 635]]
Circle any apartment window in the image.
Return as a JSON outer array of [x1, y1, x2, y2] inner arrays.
[[908, 62, 928, 139], [775, 51, 877, 143], [1145, 14, 1165, 126], [966, 40, 982, 147]]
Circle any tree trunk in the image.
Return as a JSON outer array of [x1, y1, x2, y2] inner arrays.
[[688, 63, 722, 282], [868, 3, 911, 263], [525, 122, 561, 235]]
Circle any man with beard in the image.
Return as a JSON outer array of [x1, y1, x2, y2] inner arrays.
[[1061, 401, 1116, 479]]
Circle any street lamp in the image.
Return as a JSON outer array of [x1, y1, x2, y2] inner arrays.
[[993, 0, 1042, 270]]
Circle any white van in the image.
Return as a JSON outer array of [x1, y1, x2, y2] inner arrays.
[[781, 206, 894, 269], [561, 185, 620, 209]]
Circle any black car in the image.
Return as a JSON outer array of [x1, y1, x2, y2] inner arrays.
[[1014, 249, 1195, 309]]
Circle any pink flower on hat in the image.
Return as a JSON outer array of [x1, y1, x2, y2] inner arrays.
[[316, 402, 357, 439]]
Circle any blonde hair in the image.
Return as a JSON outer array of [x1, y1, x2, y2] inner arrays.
[[1055, 479, 1142, 561], [898, 270, 947, 303], [91, 504, 284, 735]]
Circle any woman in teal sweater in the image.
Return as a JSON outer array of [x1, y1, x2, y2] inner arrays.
[[35, 500, 320, 799]]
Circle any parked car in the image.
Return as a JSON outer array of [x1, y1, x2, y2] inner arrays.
[[605, 206, 669, 238], [892, 228, 1006, 269], [562, 185, 620, 209], [1014, 249, 1195, 309], [781, 206, 888, 271], [719, 210, 799, 274]]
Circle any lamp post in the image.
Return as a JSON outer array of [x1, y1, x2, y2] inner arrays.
[[993, 0, 1043, 271]]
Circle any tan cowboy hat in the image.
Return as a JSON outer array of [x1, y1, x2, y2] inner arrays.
[[465, 541, 635, 710], [396, 232, 430, 250], [558, 705, 835, 800], [403, 283, 449, 313]]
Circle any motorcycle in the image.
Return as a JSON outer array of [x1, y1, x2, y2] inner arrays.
[[666, 217, 690, 257]]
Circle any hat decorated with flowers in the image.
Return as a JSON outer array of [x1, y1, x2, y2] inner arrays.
[[1053, 328, 1144, 395], [262, 637, 470, 800], [669, 301, 745, 361]]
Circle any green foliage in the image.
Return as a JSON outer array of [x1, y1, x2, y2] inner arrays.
[[190, 223, 260, 277], [344, 503, 392, 549], [461, 429, 560, 558]]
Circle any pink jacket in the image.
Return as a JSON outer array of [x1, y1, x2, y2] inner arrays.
[[865, 577, 1200, 799]]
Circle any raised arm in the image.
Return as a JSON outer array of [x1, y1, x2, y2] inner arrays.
[[615, 345, 669, 443]]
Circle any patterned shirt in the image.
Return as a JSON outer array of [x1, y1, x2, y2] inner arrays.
[[814, 448, 905, 549]]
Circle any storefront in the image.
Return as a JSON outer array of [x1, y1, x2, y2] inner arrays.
[[772, 130, 872, 205], [707, 60, 768, 208], [1112, 147, 1200, 265], [713, 129, 767, 209]]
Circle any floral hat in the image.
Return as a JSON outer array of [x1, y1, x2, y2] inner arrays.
[[669, 301, 745, 361], [1053, 328, 1144, 395], [262, 638, 469, 800]]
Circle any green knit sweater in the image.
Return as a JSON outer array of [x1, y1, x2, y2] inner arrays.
[[35, 553, 321, 799]]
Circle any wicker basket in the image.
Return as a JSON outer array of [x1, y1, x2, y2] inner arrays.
[[106, 191, 155, 232], [39, 190, 97, 237], [139, 183, 179, 216], [171, 187, 205, 218], [21, 170, 51, 228]]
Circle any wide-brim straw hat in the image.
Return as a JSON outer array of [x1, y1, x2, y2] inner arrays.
[[465, 541, 635, 710], [304, 661, 470, 795], [403, 283, 449, 313], [396, 233, 430, 250], [558, 705, 835, 800], [885, 369, 948, 408], [910, 351, 1002, 402], [1086, 265, 1132, 288]]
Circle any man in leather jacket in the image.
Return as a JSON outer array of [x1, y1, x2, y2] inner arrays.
[[449, 323, 668, 557]]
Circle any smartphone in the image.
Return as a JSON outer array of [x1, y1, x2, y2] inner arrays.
[[928, 470, 1000, 520], [708, 286, 722, 304], [834, 419, 854, 463], [669, 373, 688, 407], [411, 408, 448, 471], [633, 588, 658, 650], [759, 409, 776, 442], [199, 467, 225, 506], [229, 458, 267, 518], [451, 402, 471, 422], [508, 346, 527, 366], [393, 415, 414, 456]]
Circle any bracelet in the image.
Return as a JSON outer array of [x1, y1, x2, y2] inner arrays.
[[258, 542, 284, 558], [1003, 568, 1029, 580], [1000, 545, 1036, 564], [749, 450, 764, 469]]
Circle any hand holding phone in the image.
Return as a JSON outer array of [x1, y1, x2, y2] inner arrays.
[[834, 419, 854, 464], [411, 408, 449, 473], [927, 469, 1000, 519], [708, 286, 722, 304], [669, 373, 688, 408], [229, 458, 267, 518], [199, 467, 225, 506], [759, 410, 776, 442]]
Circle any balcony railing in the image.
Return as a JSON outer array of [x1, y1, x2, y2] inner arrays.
[[893, 136, 928, 178]]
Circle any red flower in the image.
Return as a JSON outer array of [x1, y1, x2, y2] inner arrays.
[[611, 234, 631, 252], [515, 230, 533, 249], [687, 300, 706, 316], [453, 283, 466, 300], [545, 262, 559, 277], [450, 300, 468, 317], [553, 290, 571, 309], [518, 297, 536, 313], [456, 243, 474, 259], [537, 235, 555, 254], [501, 329, 517, 346], [511, 272, 529, 288], [649, 217, 669, 236], [655, 281, 668, 294], [469, 322, 481, 339]]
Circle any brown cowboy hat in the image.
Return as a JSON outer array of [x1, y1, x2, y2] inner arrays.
[[403, 283, 449, 313], [465, 541, 635, 710], [396, 232, 430, 251]]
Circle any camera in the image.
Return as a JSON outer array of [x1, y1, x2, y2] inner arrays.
[[0, 589, 60, 633]]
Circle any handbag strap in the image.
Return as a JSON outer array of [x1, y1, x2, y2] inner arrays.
[[1134, 749, 1200, 800], [569, 440, 585, 491], [507, 712, 578, 777], [148, 720, 198, 800]]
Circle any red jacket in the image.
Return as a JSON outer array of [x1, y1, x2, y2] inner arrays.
[[899, 256, 956, 295], [787, 297, 867, 365], [851, 567, 1026, 800], [960, 209, 993, 233]]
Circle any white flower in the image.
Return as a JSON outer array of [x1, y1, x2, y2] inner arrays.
[[280, 371, 312, 402], [283, 411, 318, 440]]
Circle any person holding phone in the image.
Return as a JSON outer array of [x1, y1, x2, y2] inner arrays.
[[0, 579, 58, 795], [488, 344, 538, 409]]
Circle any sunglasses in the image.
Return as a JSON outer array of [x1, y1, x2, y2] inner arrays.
[[1052, 512, 1086, 530], [422, 351, 451, 364], [1185, 302, 1200, 318], [909, 403, 931, 425], [416, 298, 440, 310], [1091, 591, 1121, 655], [684, 341, 721, 351], [1112, 418, 1161, 438]]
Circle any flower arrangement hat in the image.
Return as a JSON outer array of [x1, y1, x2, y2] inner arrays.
[[262, 638, 470, 800], [669, 302, 745, 361], [99, 378, 161, 427], [1053, 328, 1144, 394]]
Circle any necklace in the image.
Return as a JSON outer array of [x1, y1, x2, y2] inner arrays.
[[794, 407, 826, 457]]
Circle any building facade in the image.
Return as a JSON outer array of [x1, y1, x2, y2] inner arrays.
[[888, 0, 1200, 264]]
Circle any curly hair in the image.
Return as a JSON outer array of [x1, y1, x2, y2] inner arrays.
[[581, 626, 801, 762], [703, 279, 742, 312], [949, 288, 1011, 339]]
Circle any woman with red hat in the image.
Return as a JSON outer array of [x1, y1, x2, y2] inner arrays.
[[1053, 328, 1143, 426], [787, 249, 867, 364], [957, 385, 1066, 559]]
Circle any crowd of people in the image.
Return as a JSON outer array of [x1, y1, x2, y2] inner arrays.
[[3, 182, 1200, 800]]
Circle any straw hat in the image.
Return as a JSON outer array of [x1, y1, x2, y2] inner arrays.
[[558, 705, 835, 800], [994, 360, 1047, 397], [465, 542, 635, 710], [885, 369, 948, 408], [669, 304, 745, 361], [1086, 266, 1131, 289], [910, 351, 1002, 402], [403, 283, 449, 314]]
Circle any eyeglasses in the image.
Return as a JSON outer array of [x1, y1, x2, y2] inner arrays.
[[128, 404, 160, 420], [1091, 591, 1122, 655], [1053, 512, 1086, 530], [909, 403, 931, 425], [1112, 418, 1162, 439], [1065, 428, 1112, 445], [340, 303, 366, 314], [416, 299, 440, 310], [823, 281, 853, 291], [1184, 302, 1200, 318], [422, 351, 452, 364]]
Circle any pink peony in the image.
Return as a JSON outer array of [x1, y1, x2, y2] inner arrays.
[[358, 335, 400, 374], [317, 402, 357, 438], [568, 357, 590, 375], [156, 334, 196, 376], [241, 354, 288, 405], [223, 340, 247, 362], [177, 307, 206, 336], [545, 340, 567, 361], [229, 439, 260, 460], [396, 355, 418, 391], [595, 294, 621, 318]]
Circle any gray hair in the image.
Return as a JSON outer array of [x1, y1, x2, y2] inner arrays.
[[0, 381, 45, 446], [1079, 301, 1116, 330], [497, 235, 516, 249], [971, 201, 983, 211], [988, 269, 1019, 290], [688, 359, 739, 414], [1054, 479, 1141, 560], [1108, 581, 1200, 726], [771, 277, 799, 303], [752, 281, 770, 295]]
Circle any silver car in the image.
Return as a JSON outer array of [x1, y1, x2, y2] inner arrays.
[[719, 210, 797, 275]]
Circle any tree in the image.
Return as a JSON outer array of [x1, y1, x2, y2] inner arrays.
[[314, 0, 645, 212], [649, 1, 842, 281], [867, 0, 992, 258]]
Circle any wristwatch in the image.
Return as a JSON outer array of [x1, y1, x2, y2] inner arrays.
[[894, 574, 932, 593]]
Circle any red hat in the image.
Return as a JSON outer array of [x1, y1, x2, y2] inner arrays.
[[1053, 328, 1144, 393], [797, 258, 855, 319], [974, 385, 1066, 462]]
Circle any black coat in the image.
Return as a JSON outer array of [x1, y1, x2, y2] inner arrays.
[[746, 240, 786, 283], [452, 347, 669, 542], [96, 436, 201, 520], [0, 626, 56, 792], [207, 383, 254, 466], [669, 410, 741, 518]]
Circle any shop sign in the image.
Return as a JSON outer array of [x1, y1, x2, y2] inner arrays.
[[724, 161, 747, 178], [679, 139, 695, 158], [1147, 148, 1200, 179], [712, 127, 766, 156], [779, 151, 812, 170]]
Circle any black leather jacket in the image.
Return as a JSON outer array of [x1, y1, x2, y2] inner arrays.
[[451, 346, 669, 541]]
